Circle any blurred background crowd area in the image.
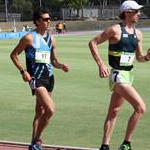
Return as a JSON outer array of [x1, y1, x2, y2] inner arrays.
[[0, 0, 150, 32]]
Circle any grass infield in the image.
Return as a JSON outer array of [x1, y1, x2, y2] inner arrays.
[[0, 32, 150, 150]]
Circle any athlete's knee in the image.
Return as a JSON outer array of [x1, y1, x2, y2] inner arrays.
[[35, 106, 45, 118], [111, 110, 119, 118], [135, 103, 146, 116], [42, 108, 55, 125], [45, 105, 55, 119], [108, 108, 120, 119]]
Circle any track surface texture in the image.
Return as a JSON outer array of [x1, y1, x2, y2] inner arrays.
[[0, 141, 97, 150]]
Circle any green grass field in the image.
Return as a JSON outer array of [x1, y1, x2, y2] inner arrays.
[[0, 32, 150, 150]]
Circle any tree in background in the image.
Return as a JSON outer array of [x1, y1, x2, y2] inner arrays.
[[59, 0, 76, 19], [10, 0, 32, 20], [74, 0, 89, 18], [0, 0, 150, 21], [60, 0, 89, 19]]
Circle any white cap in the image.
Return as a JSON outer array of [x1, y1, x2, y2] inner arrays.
[[120, 0, 143, 13]]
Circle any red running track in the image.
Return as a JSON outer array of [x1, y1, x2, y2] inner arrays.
[[0, 141, 97, 150], [0, 143, 54, 150]]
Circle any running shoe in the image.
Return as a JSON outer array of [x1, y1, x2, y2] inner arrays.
[[118, 143, 132, 150], [100, 146, 110, 150], [28, 139, 43, 150]]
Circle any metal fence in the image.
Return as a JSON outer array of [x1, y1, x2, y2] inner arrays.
[[0, 5, 149, 22], [61, 6, 149, 20]]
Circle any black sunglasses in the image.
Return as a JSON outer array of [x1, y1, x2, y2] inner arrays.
[[40, 17, 51, 22], [126, 9, 140, 13]]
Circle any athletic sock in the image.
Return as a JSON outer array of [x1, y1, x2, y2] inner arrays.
[[100, 144, 109, 150]]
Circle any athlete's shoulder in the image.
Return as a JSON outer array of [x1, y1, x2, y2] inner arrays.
[[22, 30, 35, 41], [50, 34, 56, 41], [135, 28, 143, 41], [104, 23, 121, 37], [135, 28, 142, 35], [109, 23, 121, 32], [20, 31, 35, 47]]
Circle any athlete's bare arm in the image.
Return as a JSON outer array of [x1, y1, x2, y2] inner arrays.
[[135, 29, 150, 62], [10, 34, 33, 81], [89, 24, 120, 78], [51, 35, 69, 72]]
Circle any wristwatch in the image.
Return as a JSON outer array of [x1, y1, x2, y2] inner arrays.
[[20, 69, 27, 75]]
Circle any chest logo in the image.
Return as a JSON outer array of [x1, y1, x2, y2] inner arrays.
[[123, 34, 128, 38]]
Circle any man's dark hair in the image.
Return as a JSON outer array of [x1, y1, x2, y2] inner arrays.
[[33, 7, 50, 26], [119, 12, 126, 20]]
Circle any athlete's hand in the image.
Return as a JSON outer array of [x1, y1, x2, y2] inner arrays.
[[22, 71, 32, 82], [99, 63, 110, 78], [146, 49, 150, 60], [61, 64, 69, 72]]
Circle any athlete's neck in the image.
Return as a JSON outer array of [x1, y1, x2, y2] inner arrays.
[[35, 28, 46, 36], [122, 21, 135, 30]]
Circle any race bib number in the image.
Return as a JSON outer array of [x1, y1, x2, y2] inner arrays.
[[35, 51, 50, 64], [111, 70, 119, 82], [120, 52, 135, 66]]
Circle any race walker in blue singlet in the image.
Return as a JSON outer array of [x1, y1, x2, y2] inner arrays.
[[25, 31, 54, 94]]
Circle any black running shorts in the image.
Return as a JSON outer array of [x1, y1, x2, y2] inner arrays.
[[29, 75, 54, 95]]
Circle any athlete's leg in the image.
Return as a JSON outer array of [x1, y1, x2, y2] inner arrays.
[[101, 90, 124, 145], [31, 102, 45, 143], [32, 86, 55, 142], [114, 83, 146, 142]]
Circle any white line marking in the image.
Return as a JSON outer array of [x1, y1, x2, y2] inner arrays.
[[0, 140, 98, 150]]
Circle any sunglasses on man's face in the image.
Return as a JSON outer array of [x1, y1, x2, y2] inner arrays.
[[126, 9, 140, 13], [40, 17, 51, 22]]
